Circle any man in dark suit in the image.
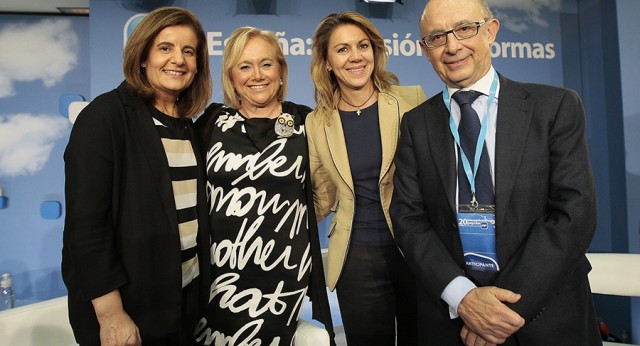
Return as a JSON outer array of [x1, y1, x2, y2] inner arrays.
[[390, 0, 602, 345]]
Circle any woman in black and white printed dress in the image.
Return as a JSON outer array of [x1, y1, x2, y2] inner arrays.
[[193, 27, 334, 346]]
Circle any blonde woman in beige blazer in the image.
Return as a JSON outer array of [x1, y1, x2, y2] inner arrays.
[[307, 11, 427, 346]]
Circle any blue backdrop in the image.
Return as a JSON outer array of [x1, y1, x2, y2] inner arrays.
[[90, 0, 568, 103]]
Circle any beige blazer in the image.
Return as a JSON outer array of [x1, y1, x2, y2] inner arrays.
[[306, 85, 427, 290]]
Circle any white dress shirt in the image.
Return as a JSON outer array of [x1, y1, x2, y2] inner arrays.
[[440, 66, 501, 318]]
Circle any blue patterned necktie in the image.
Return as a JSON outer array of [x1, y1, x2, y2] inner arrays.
[[453, 90, 494, 205]]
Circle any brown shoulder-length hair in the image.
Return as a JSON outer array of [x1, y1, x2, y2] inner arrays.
[[221, 26, 288, 110], [310, 11, 398, 121], [123, 6, 212, 118]]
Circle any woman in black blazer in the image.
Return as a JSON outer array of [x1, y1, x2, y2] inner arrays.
[[62, 7, 212, 345]]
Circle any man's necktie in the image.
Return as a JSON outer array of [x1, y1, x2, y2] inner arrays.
[[453, 90, 494, 205], [453, 90, 497, 287]]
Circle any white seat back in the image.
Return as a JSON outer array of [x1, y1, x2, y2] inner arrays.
[[0, 295, 329, 346], [0, 296, 77, 346], [586, 253, 640, 346], [586, 253, 640, 296]]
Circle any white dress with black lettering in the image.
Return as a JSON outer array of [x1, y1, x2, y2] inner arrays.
[[194, 106, 311, 346]]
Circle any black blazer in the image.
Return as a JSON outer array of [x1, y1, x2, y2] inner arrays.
[[62, 81, 211, 344], [390, 75, 600, 345]]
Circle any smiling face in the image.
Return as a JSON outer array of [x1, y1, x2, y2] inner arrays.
[[143, 25, 198, 104], [231, 37, 282, 112], [419, 0, 499, 88], [325, 24, 375, 92]]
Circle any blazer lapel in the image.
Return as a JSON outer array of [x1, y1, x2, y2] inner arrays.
[[494, 76, 532, 259], [427, 95, 457, 213], [119, 87, 178, 229], [324, 109, 354, 193], [378, 92, 400, 182]]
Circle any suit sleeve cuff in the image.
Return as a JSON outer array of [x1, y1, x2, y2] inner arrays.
[[441, 276, 477, 319]]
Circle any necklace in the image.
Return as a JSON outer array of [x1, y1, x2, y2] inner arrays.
[[340, 89, 376, 116]]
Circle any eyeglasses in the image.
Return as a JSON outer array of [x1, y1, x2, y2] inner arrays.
[[421, 19, 489, 48]]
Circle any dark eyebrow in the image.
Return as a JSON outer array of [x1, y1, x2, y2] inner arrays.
[[332, 38, 370, 49], [428, 20, 475, 34], [156, 42, 197, 51], [331, 42, 348, 49], [453, 20, 477, 27]]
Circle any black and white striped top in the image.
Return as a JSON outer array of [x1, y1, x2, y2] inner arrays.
[[153, 110, 200, 288]]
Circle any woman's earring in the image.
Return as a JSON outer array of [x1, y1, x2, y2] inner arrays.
[[141, 63, 146, 68], [279, 79, 283, 86]]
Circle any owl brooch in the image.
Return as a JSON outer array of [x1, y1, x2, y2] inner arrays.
[[275, 112, 295, 138]]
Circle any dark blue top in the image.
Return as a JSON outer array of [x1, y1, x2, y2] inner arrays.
[[339, 102, 395, 246]]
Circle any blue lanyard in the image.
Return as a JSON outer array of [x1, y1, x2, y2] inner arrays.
[[443, 70, 498, 205]]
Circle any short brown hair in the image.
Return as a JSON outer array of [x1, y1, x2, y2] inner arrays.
[[123, 6, 212, 118], [310, 11, 398, 119], [221, 26, 288, 110]]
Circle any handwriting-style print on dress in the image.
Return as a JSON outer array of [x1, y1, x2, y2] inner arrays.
[[195, 107, 311, 346]]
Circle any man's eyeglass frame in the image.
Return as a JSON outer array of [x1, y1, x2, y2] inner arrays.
[[420, 19, 490, 49]]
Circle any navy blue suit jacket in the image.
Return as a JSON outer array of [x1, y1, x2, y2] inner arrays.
[[390, 75, 601, 345]]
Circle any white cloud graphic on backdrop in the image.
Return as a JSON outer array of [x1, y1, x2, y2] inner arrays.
[[0, 19, 79, 98], [489, 0, 562, 33], [0, 114, 69, 177]]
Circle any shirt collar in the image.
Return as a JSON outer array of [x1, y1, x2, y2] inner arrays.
[[445, 66, 500, 100]]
